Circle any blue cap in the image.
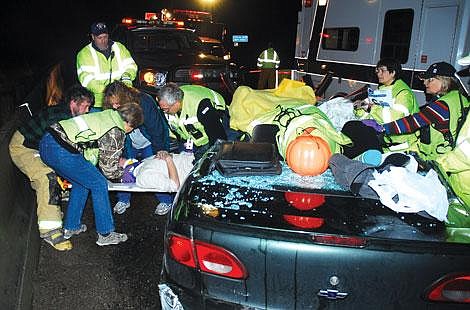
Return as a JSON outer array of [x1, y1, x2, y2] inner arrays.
[[91, 22, 108, 36]]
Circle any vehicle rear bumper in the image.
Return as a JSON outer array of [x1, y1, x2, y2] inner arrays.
[[159, 281, 262, 310]]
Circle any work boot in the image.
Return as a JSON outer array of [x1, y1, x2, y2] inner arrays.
[[96, 232, 128, 246], [40, 228, 73, 251]]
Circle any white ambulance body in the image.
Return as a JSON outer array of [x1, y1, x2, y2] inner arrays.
[[293, 0, 470, 102]]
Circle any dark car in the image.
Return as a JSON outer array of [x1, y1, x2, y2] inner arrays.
[[159, 142, 470, 309], [112, 19, 238, 98]]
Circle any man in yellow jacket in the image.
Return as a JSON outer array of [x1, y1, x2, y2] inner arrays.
[[157, 82, 229, 160], [76, 22, 137, 110], [257, 42, 280, 89]]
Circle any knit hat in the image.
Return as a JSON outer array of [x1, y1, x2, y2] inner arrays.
[[91, 22, 108, 36]]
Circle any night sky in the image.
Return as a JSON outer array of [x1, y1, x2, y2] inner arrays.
[[0, 0, 301, 72]]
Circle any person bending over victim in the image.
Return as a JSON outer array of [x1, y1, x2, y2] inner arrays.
[[39, 103, 143, 246], [157, 82, 229, 160], [103, 80, 172, 215], [9, 85, 93, 251]]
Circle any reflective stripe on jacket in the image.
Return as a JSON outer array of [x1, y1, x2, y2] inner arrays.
[[419, 90, 469, 160], [355, 79, 419, 152], [244, 102, 351, 158], [257, 48, 280, 69], [168, 85, 226, 146], [57, 110, 125, 164]]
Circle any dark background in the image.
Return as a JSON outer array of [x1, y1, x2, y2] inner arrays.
[[0, 0, 301, 72]]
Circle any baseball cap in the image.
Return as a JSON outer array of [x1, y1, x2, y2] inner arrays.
[[420, 62, 456, 79], [91, 22, 108, 36]]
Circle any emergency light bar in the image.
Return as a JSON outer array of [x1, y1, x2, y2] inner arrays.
[[145, 12, 158, 20], [173, 9, 211, 21]]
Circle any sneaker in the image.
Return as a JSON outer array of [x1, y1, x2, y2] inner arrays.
[[63, 224, 87, 239], [155, 202, 172, 216], [96, 232, 128, 246], [114, 201, 131, 214]]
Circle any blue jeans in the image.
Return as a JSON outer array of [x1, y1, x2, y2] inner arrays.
[[39, 133, 114, 234], [117, 145, 174, 205]]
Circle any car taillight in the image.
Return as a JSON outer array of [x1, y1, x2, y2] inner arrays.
[[312, 234, 368, 248], [122, 17, 134, 25], [195, 241, 247, 279], [284, 192, 325, 211], [168, 234, 248, 279], [426, 274, 470, 303], [190, 69, 203, 81], [168, 235, 196, 268], [283, 215, 324, 229]]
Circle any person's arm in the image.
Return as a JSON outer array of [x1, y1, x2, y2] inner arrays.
[[361, 88, 417, 124], [115, 42, 137, 86], [76, 46, 103, 95], [140, 93, 170, 152], [197, 98, 227, 145], [156, 151, 179, 189], [382, 100, 450, 135], [257, 51, 264, 68], [98, 127, 125, 180], [274, 50, 280, 69]]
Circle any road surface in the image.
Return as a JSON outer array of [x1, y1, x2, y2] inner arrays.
[[32, 193, 166, 309]]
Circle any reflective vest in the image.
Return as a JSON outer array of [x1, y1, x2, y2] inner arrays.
[[356, 79, 419, 152], [436, 109, 470, 207], [246, 103, 351, 158], [76, 41, 137, 108], [418, 90, 469, 160], [58, 110, 125, 164], [257, 48, 280, 69], [167, 85, 226, 147]]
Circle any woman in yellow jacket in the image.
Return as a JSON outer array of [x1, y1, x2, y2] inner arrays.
[[354, 58, 419, 153]]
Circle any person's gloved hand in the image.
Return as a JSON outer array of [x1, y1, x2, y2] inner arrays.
[[121, 160, 140, 183], [121, 165, 136, 183], [361, 119, 385, 133]]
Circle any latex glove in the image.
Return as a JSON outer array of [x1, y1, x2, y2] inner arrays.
[[362, 119, 385, 133], [121, 161, 140, 183]]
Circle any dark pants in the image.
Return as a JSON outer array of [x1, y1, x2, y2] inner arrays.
[[258, 68, 276, 89]]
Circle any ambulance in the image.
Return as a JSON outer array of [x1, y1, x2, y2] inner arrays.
[[294, 0, 470, 102]]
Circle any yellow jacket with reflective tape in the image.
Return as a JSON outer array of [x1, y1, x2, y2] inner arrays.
[[76, 41, 137, 107]]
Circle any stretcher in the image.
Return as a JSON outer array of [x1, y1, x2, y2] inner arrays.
[[107, 180, 162, 192]]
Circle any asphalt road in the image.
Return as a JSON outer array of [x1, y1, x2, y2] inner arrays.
[[32, 193, 166, 309]]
